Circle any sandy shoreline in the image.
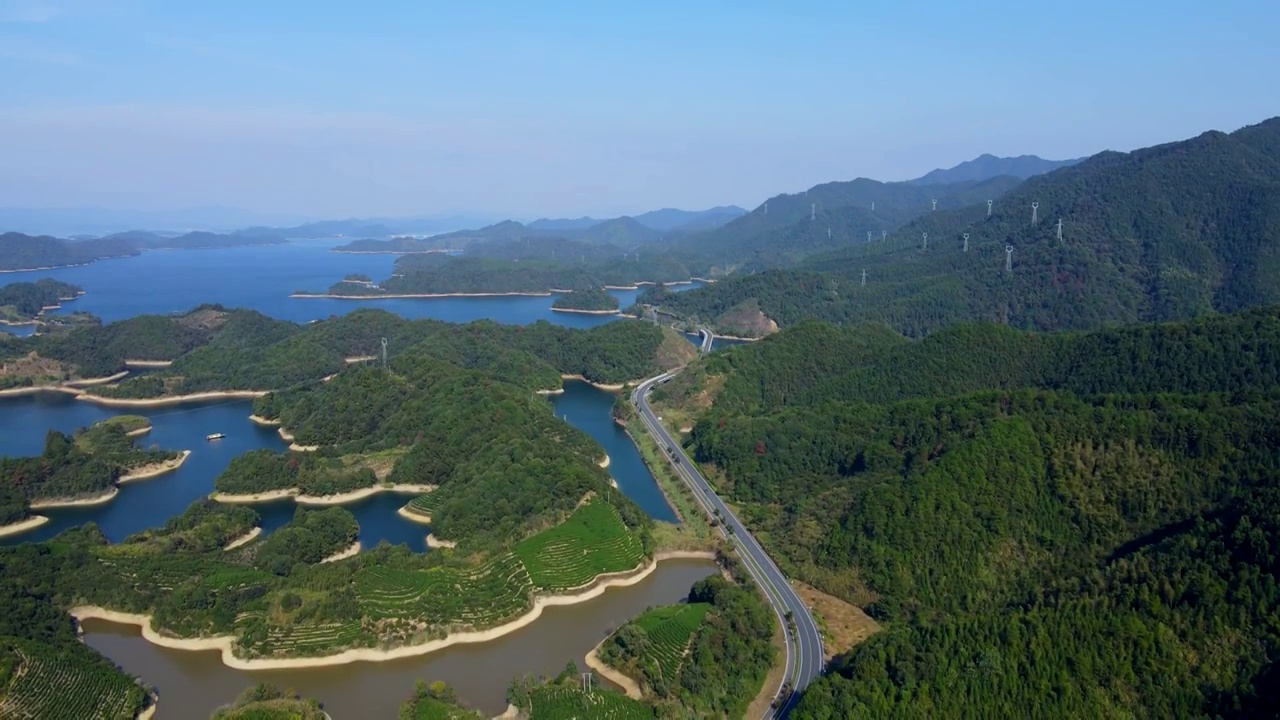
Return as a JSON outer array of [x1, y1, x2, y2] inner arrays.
[[535, 386, 565, 396], [0, 262, 93, 273], [211, 489, 296, 504], [320, 540, 361, 563], [125, 425, 152, 438], [560, 374, 630, 392], [30, 486, 118, 509], [0, 384, 83, 399], [123, 359, 174, 368], [135, 694, 157, 720], [119, 450, 191, 484], [223, 526, 262, 551], [278, 426, 322, 449], [585, 638, 643, 699], [0, 514, 50, 538], [69, 551, 717, 670], [425, 533, 456, 549], [598, 454, 611, 469], [212, 483, 438, 506], [248, 414, 281, 426], [397, 504, 433, 524], [292, 291, 553, 300], [77, 390, 268, 407], [550, 307, 621, 315]]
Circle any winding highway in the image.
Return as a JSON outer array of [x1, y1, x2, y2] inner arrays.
[[632, 371, 824, 718]]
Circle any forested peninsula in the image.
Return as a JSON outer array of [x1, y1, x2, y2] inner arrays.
[[0, 417, 183, 536], [0, 304, 696, 398], [0, 279, 83, 325], [298, 239, 694, 298], [0, 304, 713, 718], [647, 305, 1280, 717]]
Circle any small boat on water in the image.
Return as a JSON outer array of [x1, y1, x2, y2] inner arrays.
[[206, 433, 225, 441]]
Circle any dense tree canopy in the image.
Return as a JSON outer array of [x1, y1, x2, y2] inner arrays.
[[654, 304, 1280, 718], [651, 118, 1280, 337], [0, 279, 82, 323]]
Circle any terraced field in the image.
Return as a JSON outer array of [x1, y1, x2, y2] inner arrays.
[[0, 640, 148, 720], [261, 622, 365, 655], [356, 553, 534, 628], [528, 686, 654, 719], [629, 602, 710, 687], [515, 497, 646, 592], [406, 492, 444, 520]]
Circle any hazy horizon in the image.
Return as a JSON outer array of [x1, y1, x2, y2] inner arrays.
[[1, 0, 1276, 224]]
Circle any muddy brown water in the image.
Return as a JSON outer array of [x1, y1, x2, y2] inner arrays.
[[84, 558, 715, 719]]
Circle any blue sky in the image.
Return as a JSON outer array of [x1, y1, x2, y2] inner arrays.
[[0, 0, 1276, 222]]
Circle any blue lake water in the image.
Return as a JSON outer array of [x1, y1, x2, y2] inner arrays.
[[0, 384, 677, 549], [550, 380, 676, 523], [1, 244, 699, 545], [0, 240, 704, 326], [0, 243, 724, 715]]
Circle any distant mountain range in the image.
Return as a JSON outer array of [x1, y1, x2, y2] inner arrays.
[[526, 206, 747, 235], [653, 116, 1280, 337], [0, 208, 497, 239], [908, 154, 1083, 186], [651, 175, 1024, 274], [0, 228, 290, 272], [341, 206, 748, 254]]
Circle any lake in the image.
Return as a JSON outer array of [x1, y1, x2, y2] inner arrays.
[[0, 240, 706, 327], [0, 243, 723, 716]]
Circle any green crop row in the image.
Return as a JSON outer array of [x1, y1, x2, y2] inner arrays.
[[515, 498, 645, 591], [0, 640, 148, 720], [528, 686, 654, 719]]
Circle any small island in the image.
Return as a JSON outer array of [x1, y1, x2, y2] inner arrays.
[[0, 418, 188, 538], [0, 279, 84, 326], [551, 288, 620, 314]]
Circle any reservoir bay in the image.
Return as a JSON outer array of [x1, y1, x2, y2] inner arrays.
[[0, 240, 706, 326], [1, 241, 718, 715], [83, 558, 715, 719]]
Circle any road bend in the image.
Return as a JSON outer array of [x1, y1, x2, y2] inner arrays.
[[632, 372, 824, 718], [698, 327, 714, 354]]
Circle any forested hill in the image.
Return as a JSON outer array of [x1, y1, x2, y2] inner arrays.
[[907, 153, 1082, 185], [0, 232, 139, 272], [0, 279, 82, 322], [652, 175, 1023, 274], [655, 306, 1280, 417], [650, 116, 1280, 337], [3, 306, 696, 393], [647, 307, 1280, 717]]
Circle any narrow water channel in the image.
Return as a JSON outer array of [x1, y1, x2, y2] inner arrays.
[[84, 558, 715, 719], [2, 378, 707, 717]]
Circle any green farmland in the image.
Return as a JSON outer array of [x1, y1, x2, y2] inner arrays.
[[515, 496, 647, 592]]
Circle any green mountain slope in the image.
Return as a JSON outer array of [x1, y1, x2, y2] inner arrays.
[[652, 117, 1280, 337], [659, 175, 1023, 273], [649, 309, 1280, 718]]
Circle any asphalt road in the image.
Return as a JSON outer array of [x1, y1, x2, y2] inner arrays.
[[633, 372, 824, 718]]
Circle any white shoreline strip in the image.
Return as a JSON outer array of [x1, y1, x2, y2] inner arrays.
[[67, 551, 716, 670]]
